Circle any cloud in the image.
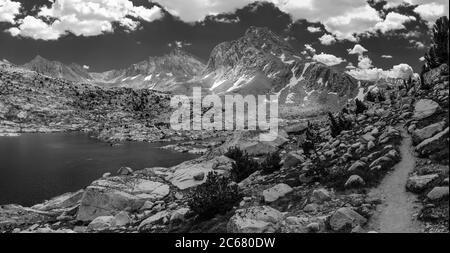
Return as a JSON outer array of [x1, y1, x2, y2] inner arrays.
[[8, 0, 163, 40], [357, 56, 373, 69], [411, 40, 426, 49], [346, 62, 356, 69], [313, 52, 345, 66], [169, 41, 192, 48], [346, 67, 385, 81], [382, 0, 449, 24], [307, 26, 321, 33], [322, 4, 382, 41], [388, 63, 414, 79], [348, 44, 368, 55], [0, 0, 21, 24], [83, 65, 90, 70], [347, 63, 414, 81], [381, 55, 393, 58], [304, 44, 316, 54], [153, 0, 253, 22], [414, 3, 447, 24], [153, 0, 424, 41], [8, 16, 61, 40], [319, 34, 336, 45], [374, 12, 416, 33]]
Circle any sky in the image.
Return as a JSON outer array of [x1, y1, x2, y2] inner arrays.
[[0, 0, 448, 80]]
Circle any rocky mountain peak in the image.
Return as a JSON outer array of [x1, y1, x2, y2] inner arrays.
[[28, 55, 53, 65]]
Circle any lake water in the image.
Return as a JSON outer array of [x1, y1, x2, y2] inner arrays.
[[0, 133, 198, 206]]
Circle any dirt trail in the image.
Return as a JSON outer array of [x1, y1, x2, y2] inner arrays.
[[367, 128, 424, 233]]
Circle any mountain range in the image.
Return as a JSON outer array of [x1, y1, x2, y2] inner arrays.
[[17, 27, 360, 108]]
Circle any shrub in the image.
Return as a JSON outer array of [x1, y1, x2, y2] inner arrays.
[[328, 112, 339, 137], [300, 124, 318, 156], [261, 152, 282, 174], [366, 91, 376, 103], [328, 112, 352, 138], [225, 146, 244, 161], [301, 139, 315, 157], [188, 172, 242, 219], [355, 99, 367, 115], [225, 147, 259, 182]]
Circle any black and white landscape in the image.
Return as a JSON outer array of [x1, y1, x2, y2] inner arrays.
[[0, 0, 448, 234]]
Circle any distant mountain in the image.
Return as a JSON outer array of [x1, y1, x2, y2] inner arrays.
[[23, 55, 93, 83], [90, 49, 206, 90]]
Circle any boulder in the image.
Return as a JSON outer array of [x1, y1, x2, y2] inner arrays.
[[284, 123, 308, 135], [227, 206, 285, 233], [311, 188, 331, 203], [413, 99, 440, 120], [329, 207, 367, 232], [166, 156, 234, 190], [303, 203, 319, 213], [87, 216, 115, 231], [348, 161, 366, 173], [406, 174, 439, 193], [306, 222, 320, 233], [215, 131, 288, 157], [262, 184, 293, 203], [76, 177, 170, 221], [117, 167, 133, 176], [416, 127, 449, 158], [170, 208, 190, 223], [138, 210, 170, 231], [412, 121, 446, 144], [114, 211, 131, 227], [369, 156, 393, 170], [367, 141, 375, 150], [32, 190, 84, 212], [361, 133, 375, 142], [283, 151, 305, 168], [426, 187, 449, 201], [378, 126, 401, 144], [345, 175, 365, 189]]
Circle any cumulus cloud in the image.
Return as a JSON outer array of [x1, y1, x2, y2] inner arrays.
[[414, 2, 447, 24], [346, 67, 385, 81], [348, 44, 368, 56], [8, 16, 61, 40], [357, 56, 373, 69], [313, 52, 345, 66], [347, 63, 414, 81], [387, 63, 414, 79], [381, 55, 393, 58], [411, 40, 426, 49], [382, 0, 449, 24], [307, 26, 321, 33], [7, 0, 163, 40], [0, 0, 21, 24], [374, 12, 416, 33], [319, 34, 336, 45]]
